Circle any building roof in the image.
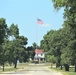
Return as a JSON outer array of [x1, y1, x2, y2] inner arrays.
[[35, 49, 43, 54]]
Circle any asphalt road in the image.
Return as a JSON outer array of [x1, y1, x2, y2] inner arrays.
[[1, 64, 63, 75]]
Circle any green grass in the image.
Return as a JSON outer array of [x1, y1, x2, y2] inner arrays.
[[51, 67, 76, 75], [3, 68, 17, 71], [0, 63, 28, 73], [18, 63, 29, 67], [0, 68, 18, 73]]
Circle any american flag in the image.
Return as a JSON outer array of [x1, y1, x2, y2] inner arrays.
[[37, 19, 43, 24]]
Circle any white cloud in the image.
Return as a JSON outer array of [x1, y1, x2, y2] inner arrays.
[[42, 23, 51, 27]]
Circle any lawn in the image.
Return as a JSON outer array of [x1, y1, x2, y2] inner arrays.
[[51, 67, 76, 75], [0, 67, 17, 73], [0, 63, 28, 73]]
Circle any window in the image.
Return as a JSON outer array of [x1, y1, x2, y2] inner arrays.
[[41, 54, 43, 56], [37, 54, 38, 56]]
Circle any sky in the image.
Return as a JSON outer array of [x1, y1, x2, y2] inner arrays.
[[0, 0, 64, 46]]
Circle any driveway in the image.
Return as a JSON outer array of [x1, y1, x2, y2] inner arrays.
[[1, 64, 63, 75]]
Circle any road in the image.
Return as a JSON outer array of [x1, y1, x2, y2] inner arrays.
[[1, 64, 63, 75]]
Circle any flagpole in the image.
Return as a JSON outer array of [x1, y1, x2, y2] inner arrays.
[[36, 18, 38, 49], [36, 18, 43, 49]]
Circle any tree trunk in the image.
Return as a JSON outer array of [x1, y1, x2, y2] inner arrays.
[[75, 64, 76, 72], [56, 57, 61, 68], [50, 63, 52, 68], [56, 62, 60, 68], [64, 64, 69, 71], [14, 59, 17, 68], [14, 62, 17, 68], [2, 63, 5, 71], [60, 65, 62, 70]]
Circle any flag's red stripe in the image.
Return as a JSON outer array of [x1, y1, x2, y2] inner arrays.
[[37, 19, 43, 24]]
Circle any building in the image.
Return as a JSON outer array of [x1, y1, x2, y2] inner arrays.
[[34, 49, 45, 63]]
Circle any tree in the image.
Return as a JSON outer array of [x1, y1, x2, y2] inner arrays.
[[32, 42, 39, 49], [68, 40, 76, 72], [0, 39, 10, 71], [0, 18, 7, 71], [17, 36, 28, 63], [0, 18, 7, 44], [0, 18, 28, 70], [52, 0, 76, 72], [52, 0, 71, 10], [9, 36, 28, 68], [9, 23, 19, 39], [27, 46, 34, 60]]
